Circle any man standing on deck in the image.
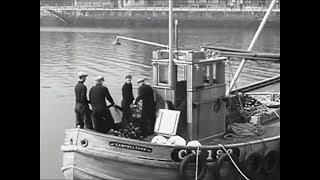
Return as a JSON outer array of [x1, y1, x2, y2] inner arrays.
[[121, 75, 134, 128], [133, 78, 156, 137], [89, 76, 115, 133], [74, 72, 93, 129]]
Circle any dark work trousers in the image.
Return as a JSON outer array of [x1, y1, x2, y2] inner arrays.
[[141, 100, 156, 137], [75, 103, 93, 129], [121, 100, 132, 128], [91, 106, 114, 133]]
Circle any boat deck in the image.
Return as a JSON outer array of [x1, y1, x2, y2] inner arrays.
[[205, 120, 279, 146], [143, 119, 279, 146]]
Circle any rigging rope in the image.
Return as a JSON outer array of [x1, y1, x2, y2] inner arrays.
[[261, 103, 280, 120], [227, 57, 240, 93], [227, 58, 245, 114], [273, 108, 280, 119]]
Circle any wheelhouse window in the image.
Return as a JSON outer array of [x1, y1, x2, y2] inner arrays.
[[158, 64, 168, 84], [203, 64, 217, 86]]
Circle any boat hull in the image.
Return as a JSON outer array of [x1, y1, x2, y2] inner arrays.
[[62, 151, 207, 180], [61, 125, 280, 180], [63, 152, 279, 180]]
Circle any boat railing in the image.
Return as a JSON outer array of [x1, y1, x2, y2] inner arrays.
[[246, 92, 280, 103], [64, 128, 280, 150]]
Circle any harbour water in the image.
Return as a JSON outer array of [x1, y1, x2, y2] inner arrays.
[[40, 25, 279, 179]]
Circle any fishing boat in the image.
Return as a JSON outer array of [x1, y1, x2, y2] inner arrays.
[[61, 52, 280, 180], [61, 0, 279, 179]]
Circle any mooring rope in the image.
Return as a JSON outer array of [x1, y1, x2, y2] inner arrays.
[[195, 146, 200, 180], [218, 144, 250, 180]]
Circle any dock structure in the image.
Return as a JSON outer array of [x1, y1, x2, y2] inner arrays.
[[40, 5, 280, 13], [40, 1, 280, 27]]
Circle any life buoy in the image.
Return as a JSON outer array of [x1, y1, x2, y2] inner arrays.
[[243, 152, 264, 176], [262, 149, 279, 174], [215, 153, 239, 179], [179, 152, 207, 180]]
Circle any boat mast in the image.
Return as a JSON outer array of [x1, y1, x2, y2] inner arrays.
[[168, 0, 177, 89], [225, 0, 277, 96]]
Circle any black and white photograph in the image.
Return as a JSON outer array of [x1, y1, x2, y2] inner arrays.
[[40, 0, 280, 179]]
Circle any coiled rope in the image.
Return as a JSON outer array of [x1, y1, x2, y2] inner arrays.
[[225, 122, 264, 139], [218, 144, 250, 180]]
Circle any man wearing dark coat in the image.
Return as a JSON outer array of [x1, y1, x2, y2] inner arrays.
[[121, 75, 134, 128], [133, 78, 156, 137], [89, 76, 115, 133], [74, 72, 93, 129]]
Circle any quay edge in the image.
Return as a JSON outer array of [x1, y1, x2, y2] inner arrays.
[[40, 10, 279, 28]]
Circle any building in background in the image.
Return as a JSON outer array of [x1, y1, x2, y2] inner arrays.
[[40, 0, 276, 8], [40, 0, 74, 6], [40, 0, 118, 8]]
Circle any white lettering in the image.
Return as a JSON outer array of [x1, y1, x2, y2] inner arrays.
[[207, 150, 213, 160], [178, 150, 187, 160]]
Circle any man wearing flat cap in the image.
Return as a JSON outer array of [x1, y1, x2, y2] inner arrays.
[[121, 75, 134, 128], [89, 75, 115, 133], [134, 78, 156, 137], [74, 72, 93, 129]]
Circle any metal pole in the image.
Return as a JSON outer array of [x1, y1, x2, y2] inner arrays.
[[225, 0, 276, 96], [168, 0, 176, 89], [115, 36, 169, 48], [174, 19, 178, 51]]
